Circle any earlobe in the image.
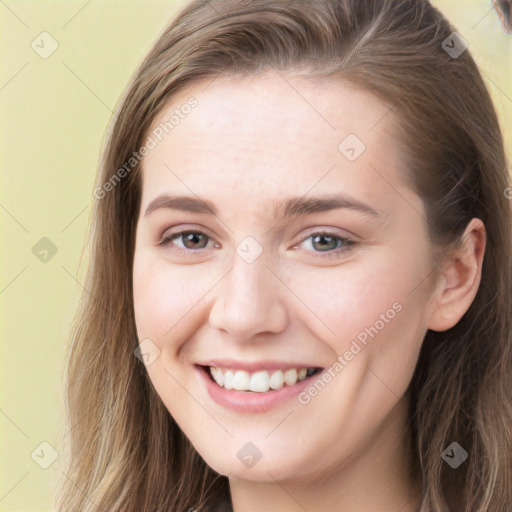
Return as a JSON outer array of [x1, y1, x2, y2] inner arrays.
[[427, 218, 486, 332]]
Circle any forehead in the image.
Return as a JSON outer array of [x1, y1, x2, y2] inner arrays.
[[140, 71, 407, 217]]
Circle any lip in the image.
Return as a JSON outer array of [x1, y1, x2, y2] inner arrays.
[[197, 359, 320, 372], [195, 364, 322, 413]]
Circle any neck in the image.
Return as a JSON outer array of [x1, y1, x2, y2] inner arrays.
[[229, 399, 421, 512]]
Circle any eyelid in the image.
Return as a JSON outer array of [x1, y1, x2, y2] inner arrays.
[[158, 224, 216, 244], [294, 223, 358, 241]]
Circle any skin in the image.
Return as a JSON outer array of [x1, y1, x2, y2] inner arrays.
[[132, 71, 485, 512]]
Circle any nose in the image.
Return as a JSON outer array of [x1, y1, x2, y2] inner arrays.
[[208, 251, 289, 341]]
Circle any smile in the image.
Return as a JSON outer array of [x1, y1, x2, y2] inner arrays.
[[208, 366, 320, 392], [195, 364, 324, 413]]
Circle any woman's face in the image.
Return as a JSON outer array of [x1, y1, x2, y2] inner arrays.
[[132, 71, 437, 482]]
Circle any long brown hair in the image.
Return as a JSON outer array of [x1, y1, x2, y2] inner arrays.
[[56, 1, 512, 510]]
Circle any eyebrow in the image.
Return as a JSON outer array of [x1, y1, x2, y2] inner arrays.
[[144, 193, 380, 219]]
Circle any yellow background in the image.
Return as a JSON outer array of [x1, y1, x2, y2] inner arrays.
[[1, 1, 510, 510]]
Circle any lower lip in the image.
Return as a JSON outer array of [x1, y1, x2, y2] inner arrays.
[[195, 365, 320, 413]]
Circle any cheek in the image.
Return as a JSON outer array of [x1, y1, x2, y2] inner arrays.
[[294, 256, 412, 315], [132, 251, 200, 342], [282, 245, 429, 370]]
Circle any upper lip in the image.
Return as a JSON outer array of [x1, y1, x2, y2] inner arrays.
[[196, 359, 323, 372]]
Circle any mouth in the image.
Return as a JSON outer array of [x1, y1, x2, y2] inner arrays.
[[197, 364, 323, 393]]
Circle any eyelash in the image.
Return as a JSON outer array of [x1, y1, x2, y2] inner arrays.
[[157, 229, 357, 259]]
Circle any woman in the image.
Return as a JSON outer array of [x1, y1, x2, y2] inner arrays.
[[56, 0, 512, 510]]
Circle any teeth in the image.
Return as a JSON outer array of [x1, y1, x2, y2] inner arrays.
[[233, 370, 250, 391], [224, 370, 234, 390], [269, 369, 284, 390], [284, 368, 298, 386], [250, 370, 269, 392], [209, 366, 316, 392]]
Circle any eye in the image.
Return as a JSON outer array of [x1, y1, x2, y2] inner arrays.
[[157, 228, 357, 259], [158, 229, 220, 254], [293, 231, 357, 258]]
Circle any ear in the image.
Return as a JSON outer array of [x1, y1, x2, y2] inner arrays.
[[492, 0, 512, 33], [427, 218, 486, 332]]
